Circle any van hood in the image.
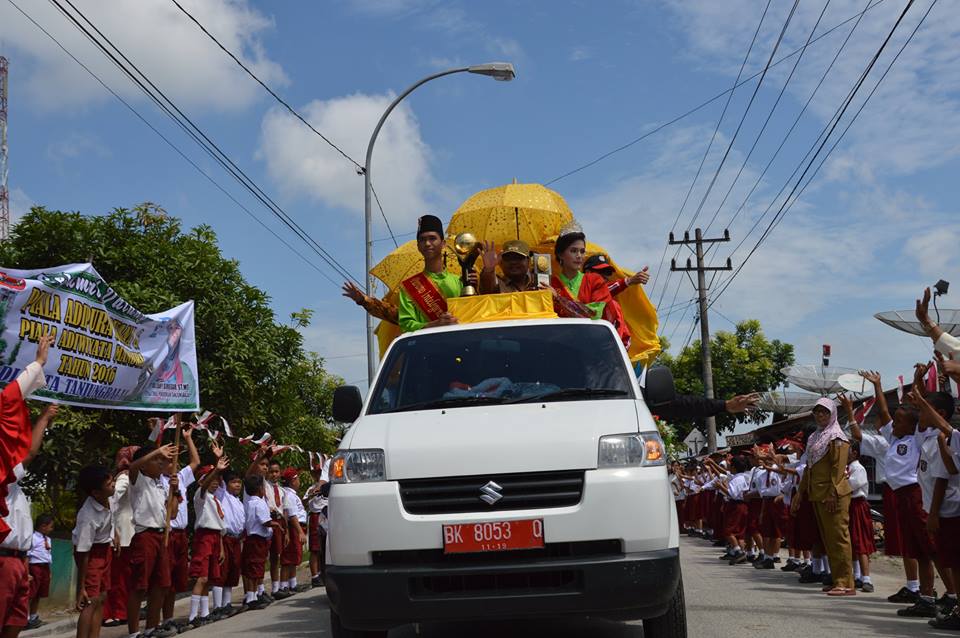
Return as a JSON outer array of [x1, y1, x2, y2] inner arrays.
[[348, 400, 644, 480]]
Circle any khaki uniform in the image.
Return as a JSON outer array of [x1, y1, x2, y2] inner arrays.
[[801, 439, 854, 589]]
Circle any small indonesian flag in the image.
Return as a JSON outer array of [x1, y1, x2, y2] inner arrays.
[[853, 397, 876, 425], [220, 416, 234, 438], [239, 432, 272, 446], [147, 416, 176, 443], [926, 363, 939, 393]]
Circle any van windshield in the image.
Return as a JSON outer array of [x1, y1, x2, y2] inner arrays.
[[367, 324, 636, 415]]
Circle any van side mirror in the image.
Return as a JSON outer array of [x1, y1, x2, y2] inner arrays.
[[332, 386, 364, 423], [643, 366, 677, 408]]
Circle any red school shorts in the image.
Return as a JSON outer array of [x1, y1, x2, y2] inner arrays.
[[792, 497, 822, 552], [308, 513, 324, 552], [849, 496, 877, 556], [29, 563, 51, 599], [936, 516, 960, 569], [167, 529, 190, 592], [894, 483, 936, 561], [281, 525, 304, 567], [241, 535, 271, 580], [129, 530, 171, 592], [0, 555, 30, 628], [746, 499, 762, 537], [211, 535, 242, 588], [75, 543, 113, 598], [188, 529, 222, 581], [723, 501, 748, 539], [760, 497, 789, 539], [882, 484, 902, 556]]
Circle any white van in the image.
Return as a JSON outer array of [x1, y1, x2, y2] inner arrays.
[[326, 318, 685, 637]]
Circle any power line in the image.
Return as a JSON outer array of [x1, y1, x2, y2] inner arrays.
[[542, 0, 891, 188], [4, 0, 342, 287], [167, 0, 399, 249], [649, 0, 771, 309], [659, 0, 798, 337], [703, 0, 832, 234], [710, 0, 931, 308], [713, 0, 874, 236], [49, 0, 360, 285]]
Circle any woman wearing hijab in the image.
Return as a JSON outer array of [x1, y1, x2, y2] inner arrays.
[[799, 397, 856, 596], [549, 222, 631, 347]]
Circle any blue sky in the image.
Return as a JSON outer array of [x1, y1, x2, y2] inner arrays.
[[1, 0, 957, 399]]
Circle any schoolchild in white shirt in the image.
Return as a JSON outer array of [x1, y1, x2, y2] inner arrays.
[[28, 513, 54, 628], [305, 459, 329, 587], [241, 475, 281, 610], [276, 468, 307, 598], [210, 470, 245, 618], [186, 456, 230, 628], [71, 466, 117, 638]]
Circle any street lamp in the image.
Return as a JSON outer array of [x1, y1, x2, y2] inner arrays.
[[363, 62, 516, 383]]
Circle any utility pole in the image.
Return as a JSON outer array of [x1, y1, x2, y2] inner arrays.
[[0, 56, 9, 241], [669, 228, 732, 452]]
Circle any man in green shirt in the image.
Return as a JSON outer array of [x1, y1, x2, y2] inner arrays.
[[397, 215, 476, 332]]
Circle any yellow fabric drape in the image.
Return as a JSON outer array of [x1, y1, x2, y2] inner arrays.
[[448, 289, 557, 324]]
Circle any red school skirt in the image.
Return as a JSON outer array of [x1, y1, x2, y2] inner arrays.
[[723, 501, 748, 539], [746, 499, 762, 537], [849, 496, 877, 556]]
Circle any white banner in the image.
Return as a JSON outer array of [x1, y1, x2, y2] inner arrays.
[[0, 263, 199, 411]]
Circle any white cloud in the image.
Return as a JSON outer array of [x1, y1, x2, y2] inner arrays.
[[257, 93, 435, 229], [660, 0, 960, 177], [904, 228, 960, 278], [9, 187, 34, 226], [0, 0, 286, 111], [45, 132, 111, 165], [299, 307, 369, 389], [569, 46, 593, 62]]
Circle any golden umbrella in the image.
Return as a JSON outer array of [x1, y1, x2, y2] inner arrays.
[[369, 238, 459, 292], [447, 181, 574, 248]]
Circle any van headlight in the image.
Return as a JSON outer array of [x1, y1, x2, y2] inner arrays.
[[598, 432, 666, 468], [330, 449, 386, 484]]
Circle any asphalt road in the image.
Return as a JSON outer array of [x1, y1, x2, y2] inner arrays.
[[30, 538, 957, 638]]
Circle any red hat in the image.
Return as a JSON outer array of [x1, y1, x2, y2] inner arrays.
[[281, 467, 299, 484]]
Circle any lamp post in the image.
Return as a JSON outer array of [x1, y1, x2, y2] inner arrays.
[[363, 62, 516, 384]]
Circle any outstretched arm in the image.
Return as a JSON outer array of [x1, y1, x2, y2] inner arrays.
[[837, 393, 862, 442], [129, 444, 175, 483], [860, 370, 890, 428], [23, 404, 59, 467]]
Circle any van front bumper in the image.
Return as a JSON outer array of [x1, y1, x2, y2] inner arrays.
[[326, 547, 680, 631]]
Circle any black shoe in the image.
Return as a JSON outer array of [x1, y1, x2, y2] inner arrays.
[[26, 618, 43, 630], [260, 591, 274, 603], [753, 557, 766, 569], [772, 556, 781, 563], [799, 570, 822, 584], [311, 575, 324, 587], [273, 588, 293, 600], [898, 599, 938, 618], [245, 599, 269, 611], [937, 595, 958, 615], [930, 610, 960, 630], [746, 554, 759, 564], [821, 574, 833, 588], [219, 604, 238, 619], [780, 561, 799, 572], [293, 584, 312, 593], [861, 582, 875, 593], [729, 552, 748, 566], [855, 579, 863, 589], [888, 586, 922, 604], [719, 551, 735, 561], [761, 558, 776, 569]]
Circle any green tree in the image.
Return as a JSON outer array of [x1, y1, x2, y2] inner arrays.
[[656, 319, 794, 438], [2, 205, 342, 527]]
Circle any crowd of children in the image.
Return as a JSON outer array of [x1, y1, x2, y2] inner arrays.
[[669, 287, 960, 631], [0, 334, 333, 638]]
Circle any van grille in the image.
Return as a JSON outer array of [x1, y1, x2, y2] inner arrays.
[[398, 470, 585, 515]]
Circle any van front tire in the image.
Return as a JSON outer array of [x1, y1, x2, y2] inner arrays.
[[641, 575, 687, 638], [330, 610, 388, 638]]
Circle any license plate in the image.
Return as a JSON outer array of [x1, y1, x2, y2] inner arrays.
[[442, 519, 544, 554]]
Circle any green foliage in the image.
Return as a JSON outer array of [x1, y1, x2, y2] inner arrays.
[[656, 319, 794, 437], [3, 204, 343, 526]]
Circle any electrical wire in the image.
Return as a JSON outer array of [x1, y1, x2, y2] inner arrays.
[[542, 0, 890, 188], [49, 0, 360, 285], [709, 0, 931, 308], [167, 0, 399, 249], [649, 0, 772, 308], [703, 0, 831, 234], [714, 0, 874, 235], [4, 0, 342, 288]]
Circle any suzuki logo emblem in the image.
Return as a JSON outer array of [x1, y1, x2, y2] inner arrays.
[[479, 481, 503, 505]]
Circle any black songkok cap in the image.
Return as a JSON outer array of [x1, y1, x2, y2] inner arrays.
[[417, 214, 444, 238]]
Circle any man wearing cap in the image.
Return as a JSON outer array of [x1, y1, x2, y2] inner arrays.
[[397, 215, 475, 333], [583, 254, 650, 297], [479, 240, 538, 294]]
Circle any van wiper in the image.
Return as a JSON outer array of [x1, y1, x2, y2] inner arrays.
[[505, 388, 630, 404], [387, 395, 507, 413]]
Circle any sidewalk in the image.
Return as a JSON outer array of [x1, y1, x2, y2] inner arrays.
[[23, 564, 318, 638]]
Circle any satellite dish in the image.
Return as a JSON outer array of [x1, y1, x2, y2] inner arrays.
[[875, 310, 960, 337], [837, 373, 874, 395], [757, 391, 820, 414], [781, 364, 858, 395]]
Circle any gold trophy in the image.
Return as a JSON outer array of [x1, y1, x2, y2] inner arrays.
[[453, 232, 481, 296], [532, 253, 552, 287]]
